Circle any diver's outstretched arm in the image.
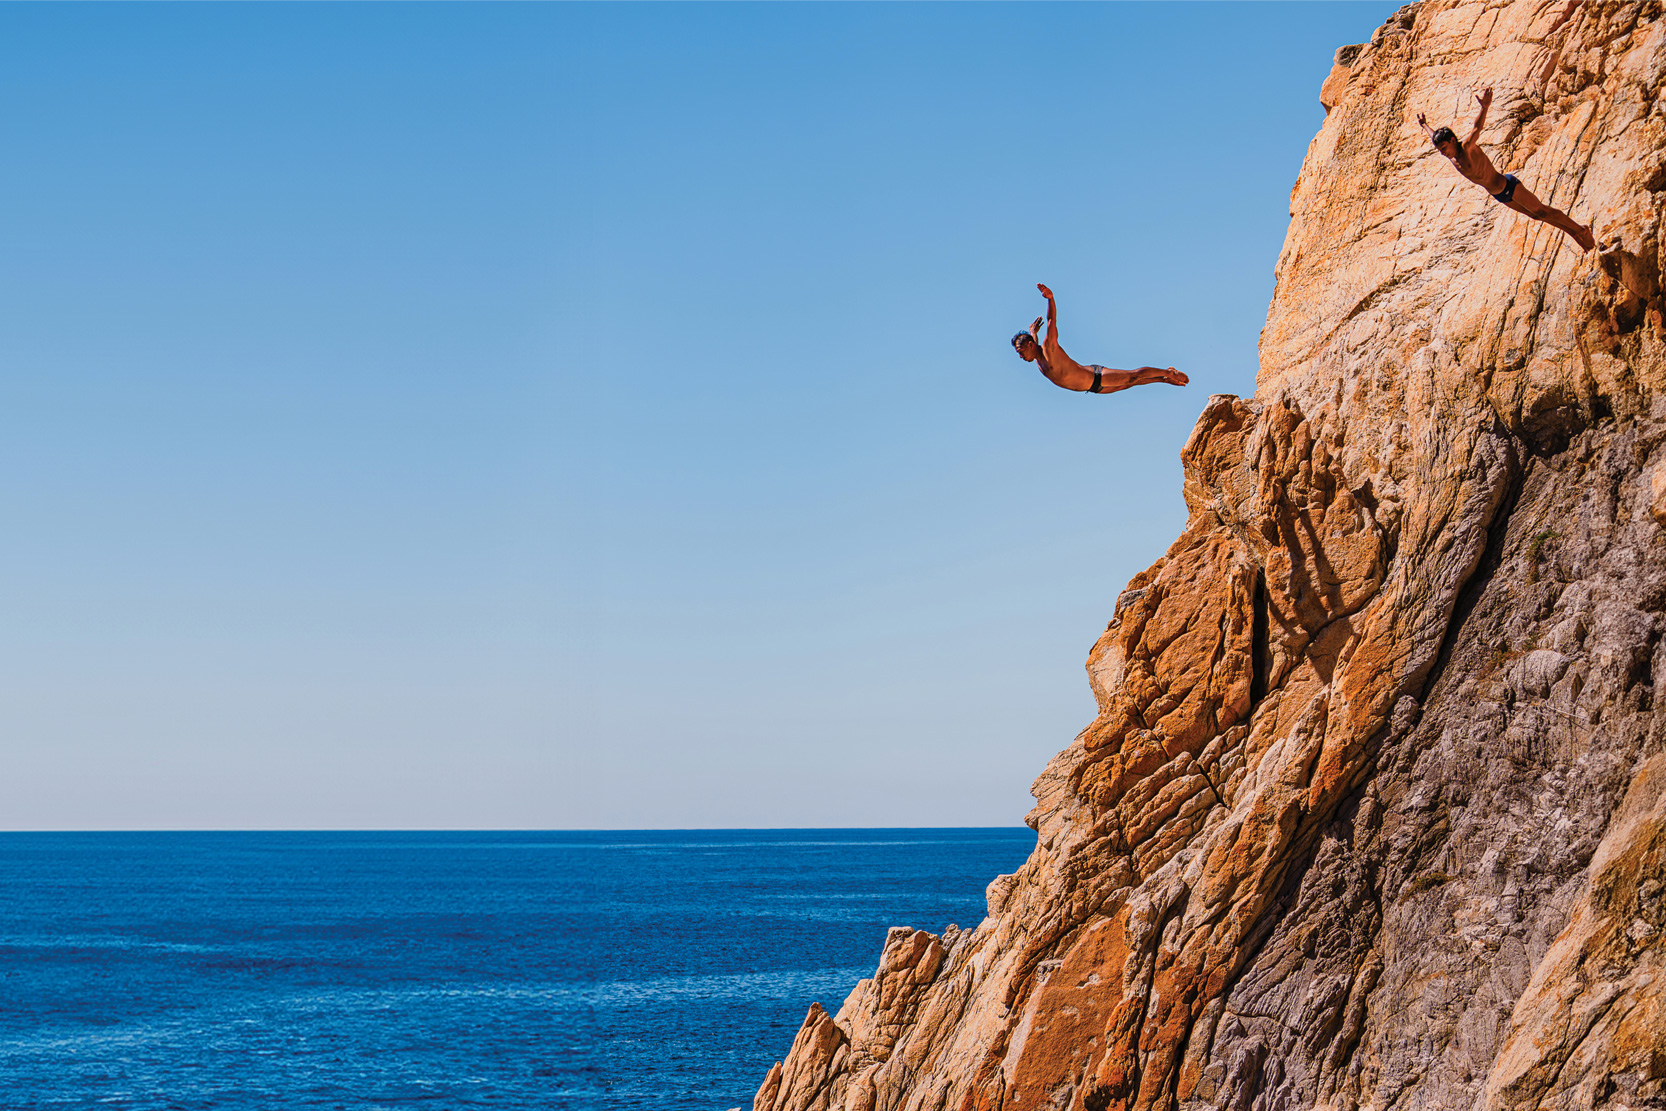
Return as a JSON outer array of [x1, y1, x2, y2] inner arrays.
[[1466, 88, 1492, 146], [1037, 283, 1058, 342]]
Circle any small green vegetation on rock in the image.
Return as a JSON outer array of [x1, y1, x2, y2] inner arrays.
[[1401, 872, 1456, 901], [1526, 530, 1559, 582]]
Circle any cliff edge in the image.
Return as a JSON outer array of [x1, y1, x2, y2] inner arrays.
[[756, 4, 1666, 1110]]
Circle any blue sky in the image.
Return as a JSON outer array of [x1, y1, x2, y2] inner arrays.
[[0, 2, 1404, 830]]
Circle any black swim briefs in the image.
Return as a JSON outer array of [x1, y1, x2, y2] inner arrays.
[[1492, 173, 1519, 204]]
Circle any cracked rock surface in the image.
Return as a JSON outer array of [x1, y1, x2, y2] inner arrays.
[[754, 4, 1666, 1110]]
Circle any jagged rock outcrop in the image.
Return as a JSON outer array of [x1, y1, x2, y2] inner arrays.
[[754, 4, 1666, 1110]]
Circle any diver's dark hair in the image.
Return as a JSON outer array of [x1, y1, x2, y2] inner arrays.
[[1431, 126, 1457, 146], [1012, 332, 1034, 352]]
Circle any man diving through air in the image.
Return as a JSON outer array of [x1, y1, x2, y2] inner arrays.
[[1418, 88, 1595, 251], [1012, 284, 1188, 394]]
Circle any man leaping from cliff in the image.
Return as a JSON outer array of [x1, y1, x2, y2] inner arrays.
[[1012, 285, 1187, 394], [1418, 88, 1595, 251]]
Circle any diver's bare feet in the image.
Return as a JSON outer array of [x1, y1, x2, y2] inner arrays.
[[1166, 368, 1188, 386]]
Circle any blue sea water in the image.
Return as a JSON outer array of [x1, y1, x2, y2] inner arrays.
[[0, 829, 1034, 1110]]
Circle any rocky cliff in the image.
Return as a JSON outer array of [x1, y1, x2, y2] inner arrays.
[[754, 4, 1666, 1110]]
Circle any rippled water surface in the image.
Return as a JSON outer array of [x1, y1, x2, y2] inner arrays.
[[0, 829, 1034, 1110]]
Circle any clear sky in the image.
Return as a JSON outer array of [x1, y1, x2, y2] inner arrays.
[[0, 2, 1404, 830]]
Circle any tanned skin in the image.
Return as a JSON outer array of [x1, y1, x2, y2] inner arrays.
[[1012, 284, 1187, 394], [1418, 88, 1595, 251]]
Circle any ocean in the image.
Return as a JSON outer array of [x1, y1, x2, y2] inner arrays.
[[0, 829, 1035, 1110]]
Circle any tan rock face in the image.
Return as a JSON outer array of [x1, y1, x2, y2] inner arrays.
[[754, 4, 1666, 1110]]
